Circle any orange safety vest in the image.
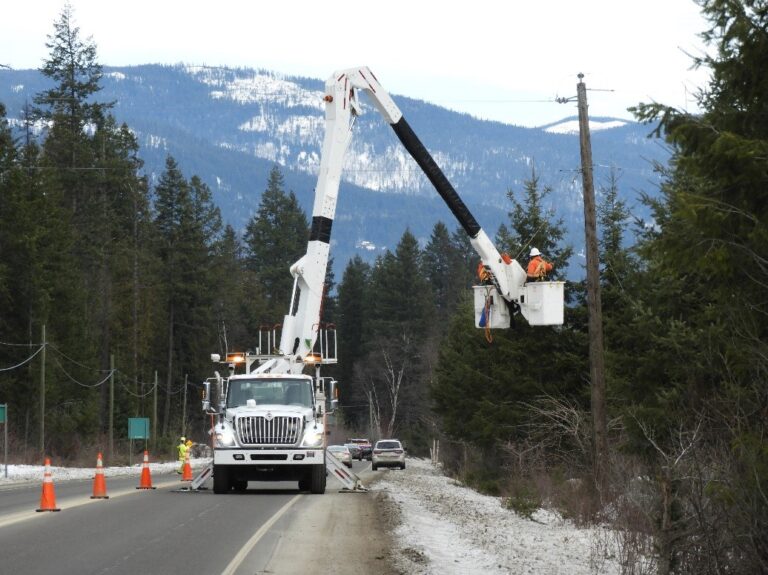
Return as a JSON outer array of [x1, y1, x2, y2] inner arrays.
[[527, 256, 553, 279]]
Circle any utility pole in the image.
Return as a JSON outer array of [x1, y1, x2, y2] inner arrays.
[[182, 373, 188, 438], [576, 74, 609, 492], [109, 354, 114, 459], [152, 370, 158, 452], [39, 324, 46, 460]]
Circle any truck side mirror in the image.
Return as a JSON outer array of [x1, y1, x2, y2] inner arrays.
[[202, 381, 211, 412]]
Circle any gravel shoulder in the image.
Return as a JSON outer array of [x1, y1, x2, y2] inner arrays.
[[258, 471, 401, 575]]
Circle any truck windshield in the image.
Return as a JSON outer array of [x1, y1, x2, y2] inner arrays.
[[227, 378, 313, 408]]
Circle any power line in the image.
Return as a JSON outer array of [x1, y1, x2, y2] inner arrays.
[[0, 345, 44, 371]]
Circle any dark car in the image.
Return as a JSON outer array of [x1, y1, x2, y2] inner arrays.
[[344, 443, 363, 460], [347, 438, 372, 460]]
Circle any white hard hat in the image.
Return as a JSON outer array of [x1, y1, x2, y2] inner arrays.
[[180, 436, 186, 442], [530, 247, 541, 257]]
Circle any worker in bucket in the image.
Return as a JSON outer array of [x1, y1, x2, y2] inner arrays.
[[177, 436, 188, 474], [527, 247, 553, 281]]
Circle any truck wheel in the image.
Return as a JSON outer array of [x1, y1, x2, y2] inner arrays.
[[233, 479, 248, 492], [309, 464, 326, 494], [213, 466, 230, 494]]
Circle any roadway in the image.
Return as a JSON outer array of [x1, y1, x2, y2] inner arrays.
[[0, 459, 397, 575]]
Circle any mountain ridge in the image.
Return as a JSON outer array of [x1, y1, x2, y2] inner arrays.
[[0, 63, 668, 275]]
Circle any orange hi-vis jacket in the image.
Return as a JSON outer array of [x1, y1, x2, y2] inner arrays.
[[527, 256, 553, 279]]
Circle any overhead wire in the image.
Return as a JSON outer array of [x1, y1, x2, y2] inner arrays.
[[0, 345, 45, 371], [51, 356, 114, 388]]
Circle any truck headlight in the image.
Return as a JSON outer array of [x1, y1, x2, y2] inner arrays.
[[300, 431, 323, 447], [215, 428, 236, 447]]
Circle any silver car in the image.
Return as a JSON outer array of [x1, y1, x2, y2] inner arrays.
[[371, 439, 405, 470], [327, 445, 353, 468]]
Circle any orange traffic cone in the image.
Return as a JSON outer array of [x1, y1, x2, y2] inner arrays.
[[136, 450, 156, 490], [36, 457, 61, 512], [181, 450, 193, 481], [91, 452, 109, 499]]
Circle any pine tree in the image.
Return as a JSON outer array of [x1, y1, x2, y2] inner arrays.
[[423, 221, 474, 324], [336, 256, 371, 429], [153, 156, 222, 436], [626, 4, 768, 570], [243, 165, 309, 321]]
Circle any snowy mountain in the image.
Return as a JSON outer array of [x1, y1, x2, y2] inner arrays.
[[0, 64, 669, 275]]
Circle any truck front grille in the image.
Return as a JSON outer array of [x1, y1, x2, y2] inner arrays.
[[236, 416, 303, 446]]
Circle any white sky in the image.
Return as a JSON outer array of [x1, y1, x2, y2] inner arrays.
[[2, 0, 711, 127]]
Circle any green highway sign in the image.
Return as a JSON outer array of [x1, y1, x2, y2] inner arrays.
[[128, 417, 150, 439]]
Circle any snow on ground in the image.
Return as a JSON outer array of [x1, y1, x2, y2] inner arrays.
[[1, 456, 622, 574], [375, 457, 621, 575], [0, 459, 187, 482]]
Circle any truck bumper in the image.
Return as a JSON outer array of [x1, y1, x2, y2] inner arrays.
[[213, 448, 325, 482], [214, 448, 323, 466]]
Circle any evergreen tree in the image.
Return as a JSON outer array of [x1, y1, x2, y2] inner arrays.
[[423, 221, 475, 325], [625, 3, 768, 569], [243, 165, 309, 320], [336, 256, 371, 429], [496, 165, 572, 279], [153, 156, 221, 436], [432, 174, 583, 451]]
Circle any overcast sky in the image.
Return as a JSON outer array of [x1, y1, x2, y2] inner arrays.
[[2, 0, 712, 127]]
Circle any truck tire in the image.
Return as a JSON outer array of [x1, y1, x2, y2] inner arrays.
[[232, 479, 248, 492], [309, 463, 326, 494], [213, 466, 230, 494]]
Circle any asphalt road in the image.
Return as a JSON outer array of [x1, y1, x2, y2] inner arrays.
[[0, 459, 397, 575]]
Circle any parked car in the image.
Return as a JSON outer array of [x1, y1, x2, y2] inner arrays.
[[371, 439, 406, 470], [347, 438, 372, 460], [344, 443, 363, 460], [327, 444, 353, 468]]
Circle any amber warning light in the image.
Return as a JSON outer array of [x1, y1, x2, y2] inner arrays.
[[226, 353, 245, 364]]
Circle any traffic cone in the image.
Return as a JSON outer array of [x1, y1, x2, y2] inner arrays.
[[91, 452, 109, 499], [136, 450, 156, 490], [181, 450, 193, 481], [36, 457, 61, 512]]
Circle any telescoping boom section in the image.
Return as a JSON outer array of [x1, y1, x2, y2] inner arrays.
[[288, 66, 564, 340]]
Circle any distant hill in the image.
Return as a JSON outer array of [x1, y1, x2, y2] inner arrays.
[[0, 64, 668, 277]]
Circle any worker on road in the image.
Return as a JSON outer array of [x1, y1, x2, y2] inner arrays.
[[527, 247, 554, 281], [177, 436, 188, 474]]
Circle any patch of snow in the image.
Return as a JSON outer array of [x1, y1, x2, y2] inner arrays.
[[0, 459, 200, 483], [1, 456, 623, 574], [377, 458, 621, 575], [544, 120, 628, 135]]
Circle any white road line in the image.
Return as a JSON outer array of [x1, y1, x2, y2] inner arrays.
[[0, 478, 183, 529], [220, 494, 302, 575]]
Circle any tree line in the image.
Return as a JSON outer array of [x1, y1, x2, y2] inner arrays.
[[1, 2, 767, 572]]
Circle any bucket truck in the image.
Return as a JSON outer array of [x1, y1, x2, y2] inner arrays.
[[201, 66, 564, 495]]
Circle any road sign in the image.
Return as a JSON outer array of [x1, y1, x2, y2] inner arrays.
[[128, 417, 150, 439], [0, 404, 5, 423]]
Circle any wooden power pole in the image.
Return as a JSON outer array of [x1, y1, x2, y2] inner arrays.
[[39, 324, 46, 460], [576, 74, 609, 492]]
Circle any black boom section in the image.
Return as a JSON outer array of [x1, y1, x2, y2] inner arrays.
[[391, 117, 481, 238], [309, 216, 333, 244]]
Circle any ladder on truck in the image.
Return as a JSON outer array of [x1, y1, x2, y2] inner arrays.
[[326, 452, 367, 492]]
